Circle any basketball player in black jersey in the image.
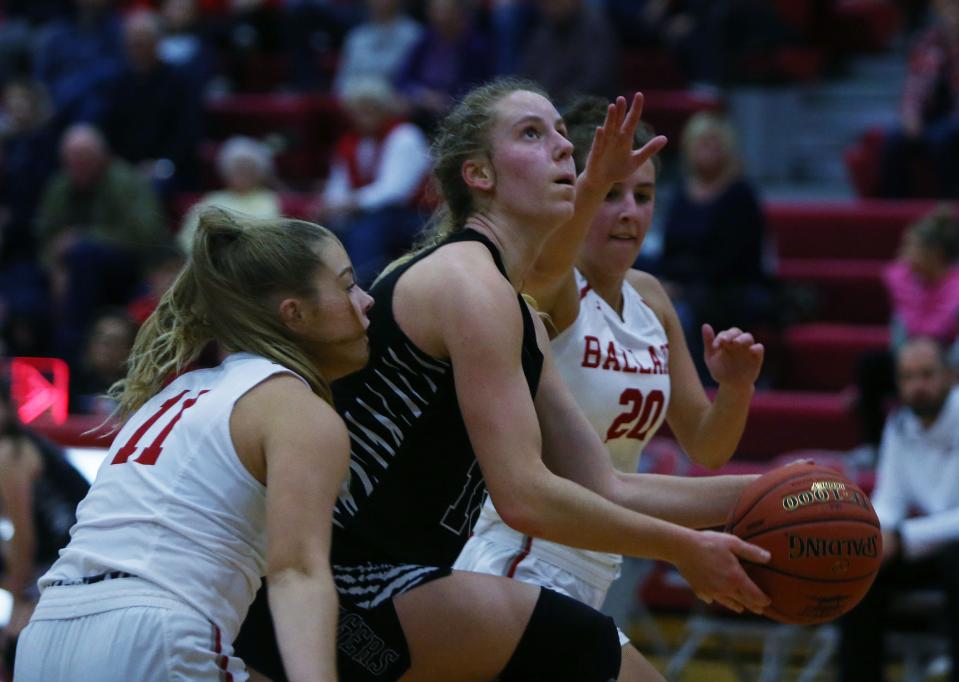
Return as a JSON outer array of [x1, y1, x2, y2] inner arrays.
[[237, 79, 771, 682]]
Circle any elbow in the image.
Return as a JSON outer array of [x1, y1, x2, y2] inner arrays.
[[686, 441, 735, 470], [489, 493, 547, 539]]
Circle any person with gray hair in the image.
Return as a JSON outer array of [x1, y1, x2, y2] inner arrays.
[[317, 75, 430, 286], [178, 135, 280, 254]]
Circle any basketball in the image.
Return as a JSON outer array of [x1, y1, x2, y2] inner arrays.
[[724, 463, 882, 625]]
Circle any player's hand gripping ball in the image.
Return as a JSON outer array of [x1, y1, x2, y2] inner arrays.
[[724, 463, 882, 624]]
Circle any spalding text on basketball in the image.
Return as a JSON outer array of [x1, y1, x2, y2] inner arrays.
[[787, 534, 880, 560]]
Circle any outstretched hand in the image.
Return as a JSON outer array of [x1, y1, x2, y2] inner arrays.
[[581, 93, 668, 189], [702, 323, 764, 389], [676, 530, 771, 615]]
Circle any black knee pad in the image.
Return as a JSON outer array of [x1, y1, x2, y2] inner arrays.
[[498, 587, 622, 682]]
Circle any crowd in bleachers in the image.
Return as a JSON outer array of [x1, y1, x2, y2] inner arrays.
[[0, 0, 935, 410], [4, 0, 959, 678]]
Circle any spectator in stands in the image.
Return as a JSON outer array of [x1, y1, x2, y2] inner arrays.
[[104, 8, 202, 196], [68, 308, 138, 415], [283, 0, 366, 91], [33, 0, 125, 127], [34, 123, 169, 365], [0, 79, 60, 262], [0, 80, 58, 363], [394, 0, 492, 128], [488, 0, 537, 75], [332, 0, 423, 94], [840, 336, 959, 682], [177, 135, 280, 253], [855, 205, 959, 447], [656, 111, 775, 383], [518, 0, 620, 101], [317, 75, 430, 286], [201, 0, 285, 91], [0, 0, 72, 83], [879, 0, 959, 198], [157, 0, 220, 97], [0, 379, 90, 677]]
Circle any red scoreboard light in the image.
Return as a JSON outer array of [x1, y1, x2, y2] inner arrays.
[[10, 357, 70, 425]]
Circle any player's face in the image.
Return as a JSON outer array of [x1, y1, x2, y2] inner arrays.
[[578, 160, 656, 276], [300, 240, 374, 381], [486, 90, 576, 224]]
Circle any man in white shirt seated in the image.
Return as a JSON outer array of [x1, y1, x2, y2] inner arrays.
[[839, 336, 959, 682]]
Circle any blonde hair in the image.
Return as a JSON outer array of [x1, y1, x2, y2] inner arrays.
[[680, 111, 741, 178], [110, 207, 337, 419], [377, 77, 548, 281]]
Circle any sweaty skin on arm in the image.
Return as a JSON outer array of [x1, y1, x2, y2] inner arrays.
[[232, 374, 348, 682]]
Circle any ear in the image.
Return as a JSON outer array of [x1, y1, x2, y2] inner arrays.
[[462, 157, 495, 192], [277, 297, 305, 333]]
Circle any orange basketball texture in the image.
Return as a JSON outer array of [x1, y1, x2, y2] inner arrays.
[[724, 463, 882, 625]]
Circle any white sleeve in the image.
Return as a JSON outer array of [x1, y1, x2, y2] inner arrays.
[[322, 160, 353, 206], [901, 507, 959, 559], [353, 124, 431, 212], [870, 418, 911, 531]]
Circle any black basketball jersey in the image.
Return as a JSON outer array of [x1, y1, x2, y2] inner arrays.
[[28, 432, 89, 565], [331, 229, 544, 567]]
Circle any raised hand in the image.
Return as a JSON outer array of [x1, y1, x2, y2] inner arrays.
[[703, 323, 764, 389], [580, 93, 668, 189], [675, 529, 771, 614]]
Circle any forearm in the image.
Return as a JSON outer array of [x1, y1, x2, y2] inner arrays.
[[268, 565, 339, 682], [610, 473, 758, 529], [900, 508, 959, 560], [679, 383, 754, 469], [499, 467, 699, 563]]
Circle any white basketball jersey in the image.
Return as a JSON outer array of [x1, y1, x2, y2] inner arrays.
[[469, 270, 672, 583], [40, 353, 302, 643]]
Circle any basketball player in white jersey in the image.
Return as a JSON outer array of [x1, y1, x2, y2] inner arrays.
[[455, 95, 764, 652], [14, 207, 374, 682]]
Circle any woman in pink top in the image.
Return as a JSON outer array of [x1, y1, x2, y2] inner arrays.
[[883, 206, 959, 345], [857, 205, 959, 447]]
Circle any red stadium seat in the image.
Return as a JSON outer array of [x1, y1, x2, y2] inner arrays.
[[776, 258, 889, 324], [780, 323, 890, 391], [737, 391, 860, 459], [766, 200, 943, 260]]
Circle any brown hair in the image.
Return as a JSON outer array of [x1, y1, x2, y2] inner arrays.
[[110, 207, 338, 419], [908, 204, 959, 262]]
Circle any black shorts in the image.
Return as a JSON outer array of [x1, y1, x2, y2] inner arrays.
[[234, 562, 451, 681]]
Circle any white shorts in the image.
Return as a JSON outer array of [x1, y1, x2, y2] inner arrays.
[[455, 535, 630, 647], [15, 577, 248, 681]]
